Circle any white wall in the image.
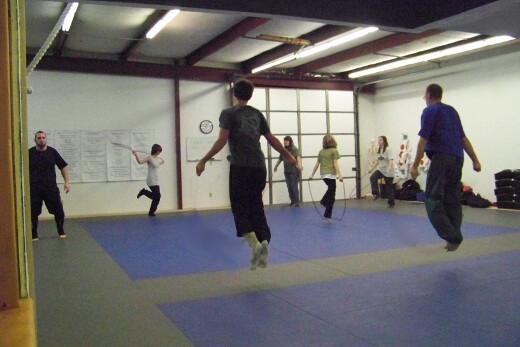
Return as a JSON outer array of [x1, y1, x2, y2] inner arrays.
[[26, 74, 356, 217], [179, 80, 231, 209], [28, 45, 520, 218], [359, 46, 520, 201], [27, 71, 177, 217]]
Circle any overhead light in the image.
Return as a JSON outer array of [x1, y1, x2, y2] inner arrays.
[[252, 26, 379, 74], [348, 35, 515, 79], [146, 9, 180, 39], [251, 54, 297, 74], [295, 27, 378, 59], [61, 2, 79, 32]]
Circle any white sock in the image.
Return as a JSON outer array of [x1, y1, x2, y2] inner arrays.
[[258, 240, 269, 269], [243, 232, 262, 270]]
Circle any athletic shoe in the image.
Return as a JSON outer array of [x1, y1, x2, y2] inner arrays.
[[148, 213, 156, 217], [292, 203, 299, 207], [137, 189, 145, 199], [250, 242, 263, 270], [258, 240, 269, 269], [388, 202, 395, 208], [59, 234, 67, 239], [324, 218, 333, 224], [373, 195, 379, 201], [446, 242, 460, 252], [32, 237, 39, 241]]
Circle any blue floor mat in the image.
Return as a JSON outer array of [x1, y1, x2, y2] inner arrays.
[[158, 251, 520, 347], [81, 206, 520, 279]]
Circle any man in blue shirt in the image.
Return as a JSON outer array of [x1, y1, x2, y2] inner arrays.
[[410, 84, 481, 251]]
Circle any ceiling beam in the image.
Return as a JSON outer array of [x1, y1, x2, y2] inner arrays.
[[119, 10, 169, 61], [184, 17, 270, 66], [250, 76, 353, 91], [29, 55, 234, 81], [27, 55, 355, 90], [242, 24, 354, 73], [294, 29, 443, 73]]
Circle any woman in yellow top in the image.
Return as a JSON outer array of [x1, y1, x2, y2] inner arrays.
[[309, 134, 343, 222]]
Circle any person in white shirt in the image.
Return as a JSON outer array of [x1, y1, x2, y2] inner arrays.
[[369, 136, 395, 208], [133, 144, 164, 216]]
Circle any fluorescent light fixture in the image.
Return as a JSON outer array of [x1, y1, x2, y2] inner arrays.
[[252, 26, 378, 74], [61, 2, 79, 32], [348, 35, 515, 79], [295, 26, 378, 59], [146, 9, 180, 39], [251, 54, 297, 74]]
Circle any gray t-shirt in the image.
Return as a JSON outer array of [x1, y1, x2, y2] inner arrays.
[[219, 105, 270, 167], [279, 146, 300, 174], [377, 147, 394, 177], [146, 156, 162, 186]]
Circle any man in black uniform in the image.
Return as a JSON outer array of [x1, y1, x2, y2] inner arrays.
[[29, 131, 70, 240]]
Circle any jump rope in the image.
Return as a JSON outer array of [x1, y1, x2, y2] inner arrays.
[[111, 142, 164, 160], [111, 142, 146, 153], [306, 171, 371, 221], [307, 171, 422, 250]]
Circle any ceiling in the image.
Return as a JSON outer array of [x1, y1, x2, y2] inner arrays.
[[25, 0, 520, 88]]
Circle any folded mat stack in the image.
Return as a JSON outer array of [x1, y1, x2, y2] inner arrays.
[[494, 169, 520, 210]]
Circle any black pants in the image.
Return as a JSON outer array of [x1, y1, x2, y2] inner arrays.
[[370, 170, 395, 204], [142, 185, 161, 215], [425, 153, 463, 244], [321, 178, 336, 218], [30, 184, 65, 238], [229, 165, 270, 243]]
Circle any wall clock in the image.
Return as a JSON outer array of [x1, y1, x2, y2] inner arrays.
[[199, 120, 213, 134]]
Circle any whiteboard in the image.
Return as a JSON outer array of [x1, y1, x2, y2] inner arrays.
[[186, 136, 222, 162]]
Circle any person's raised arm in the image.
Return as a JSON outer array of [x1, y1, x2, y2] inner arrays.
[[264, 133, 296, 166], [196, 128, 229, 176], [410, 137, 427, 180], [462, 136, 481, 172], [60, 166, 70, 193], [132, 150, 146, 164]]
